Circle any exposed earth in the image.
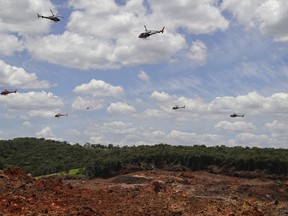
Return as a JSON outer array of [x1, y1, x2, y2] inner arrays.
[[0, 167, 288, 215]]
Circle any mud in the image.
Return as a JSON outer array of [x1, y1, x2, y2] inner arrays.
[[0, 167, 288, 215]]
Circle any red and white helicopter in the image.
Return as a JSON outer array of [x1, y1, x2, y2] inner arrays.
[[1, 89, 17, 95], [55, 113, 68, 118], [138, 25, 165, 39]]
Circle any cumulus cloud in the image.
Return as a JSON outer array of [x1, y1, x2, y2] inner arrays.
[[151, 91, 172, 102], [36, 127, 55, 139], [24, 0, 229, 69], [215, 121, 256, 132], [209, 92, 288, 114], [107, 102, 136, 114], [232, 132, 274, 147], [85, 121, 225, 146], [168, 130, 224, 146], [0, 91, 64, 110], [265, 120, 288, 134], [72, 97, 104, 110], [27, 30, 185, 69], [150, 0, 229, 34], [73, 79, 124, 97], [138, 71, 150, 81], [264, 120, 288, 146], [0, 60, 51, 89], [187, 40, 207, 64], [28, 109, 61, 118], [22, 121, 32, 129], [142, 109, 169, 118], [222, 0, 288, 42], [86, 121, 137, 137], [0, 0, 53, 35], [0, 34, 24, 55], [150, 91, 206, 114], [0, 0, 55, 56]]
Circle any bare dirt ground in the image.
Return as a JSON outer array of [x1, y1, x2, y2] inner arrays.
[[0, 167, 288, 215]]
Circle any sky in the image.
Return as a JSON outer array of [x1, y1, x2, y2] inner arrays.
[[0, 0, 287, 148]]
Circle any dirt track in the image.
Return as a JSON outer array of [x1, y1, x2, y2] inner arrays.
[[0, 168, 288, 215]]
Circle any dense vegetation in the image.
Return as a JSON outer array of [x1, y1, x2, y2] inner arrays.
[[0, 138, 288, 178], [0, 138, 95, 176]]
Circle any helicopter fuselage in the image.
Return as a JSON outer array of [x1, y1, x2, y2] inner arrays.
[[40, 15, 60, 22]]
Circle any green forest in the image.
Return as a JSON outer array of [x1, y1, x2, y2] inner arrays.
[[0, 137, 288, 178]]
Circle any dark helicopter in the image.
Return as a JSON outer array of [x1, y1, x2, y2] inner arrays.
[[138, 25, 165, 39], [172, 105, 185, 110], [55, 113, 68, 118], [37, 9, 63, 22], [230, 113, 244, 118]]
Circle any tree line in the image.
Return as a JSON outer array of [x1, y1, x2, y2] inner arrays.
[[0, 138, 288, 178]]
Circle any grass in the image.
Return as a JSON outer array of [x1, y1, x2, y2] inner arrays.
[[36, 168, 86, 179]]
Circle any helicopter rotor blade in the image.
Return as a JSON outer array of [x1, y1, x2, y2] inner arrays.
[[50, 9, 55, 16]]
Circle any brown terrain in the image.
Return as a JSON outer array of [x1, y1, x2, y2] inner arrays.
[[0, 167, 288, 216]]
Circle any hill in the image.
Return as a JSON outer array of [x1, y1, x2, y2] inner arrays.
[[1, 138, 288, 178], [0, 137, 95, 176]]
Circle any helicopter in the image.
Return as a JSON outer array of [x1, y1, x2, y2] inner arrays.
[[55, 113, 68, 118], [1, 89, 17, 95], [37, 9, 63, 22], [138, 25, 165, 39], [172, 105, 185, 110], [230, 113, 244, 118]]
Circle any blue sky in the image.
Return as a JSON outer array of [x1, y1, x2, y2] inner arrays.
[[0, 0, 287, 148]]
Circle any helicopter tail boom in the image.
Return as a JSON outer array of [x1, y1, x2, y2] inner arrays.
[[37, 13, 43, 19]]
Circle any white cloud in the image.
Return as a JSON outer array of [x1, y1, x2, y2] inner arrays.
[[208, 92, 288, 114], [86, 121, 137, 137], [28, 109, 61, 118], [215, 121, 256, 132], [0, 0, 228, 70], [89, 136, 103, 144], [85, 121, 225, 146], [72, 97, 104, 110], [264, 120, 288, 146], [168, 130, 225, 146], [0, 34, 24, 55], [107, 102, 136, 114], [0, 0, 53, 35], [36, 127, 55, 139], [187, 40, 207, 64], [138, 71, 150, 81], [22, 121, 32, 129], [0, 131, 3, 140], [232, 132, 274, 147], [151, 91, 172, 102], [73, 79, 124, 97], [24, 0, 229, 69], [0, 0, 55, 56], [222, 0, 288, 42], [150, 0, 229, 34], [142, 109, 169, 118], [0, 91, 64, 110], [265, 120, 288, 134], [0, 60, 51, 89], [27, 30, 186, 69]]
